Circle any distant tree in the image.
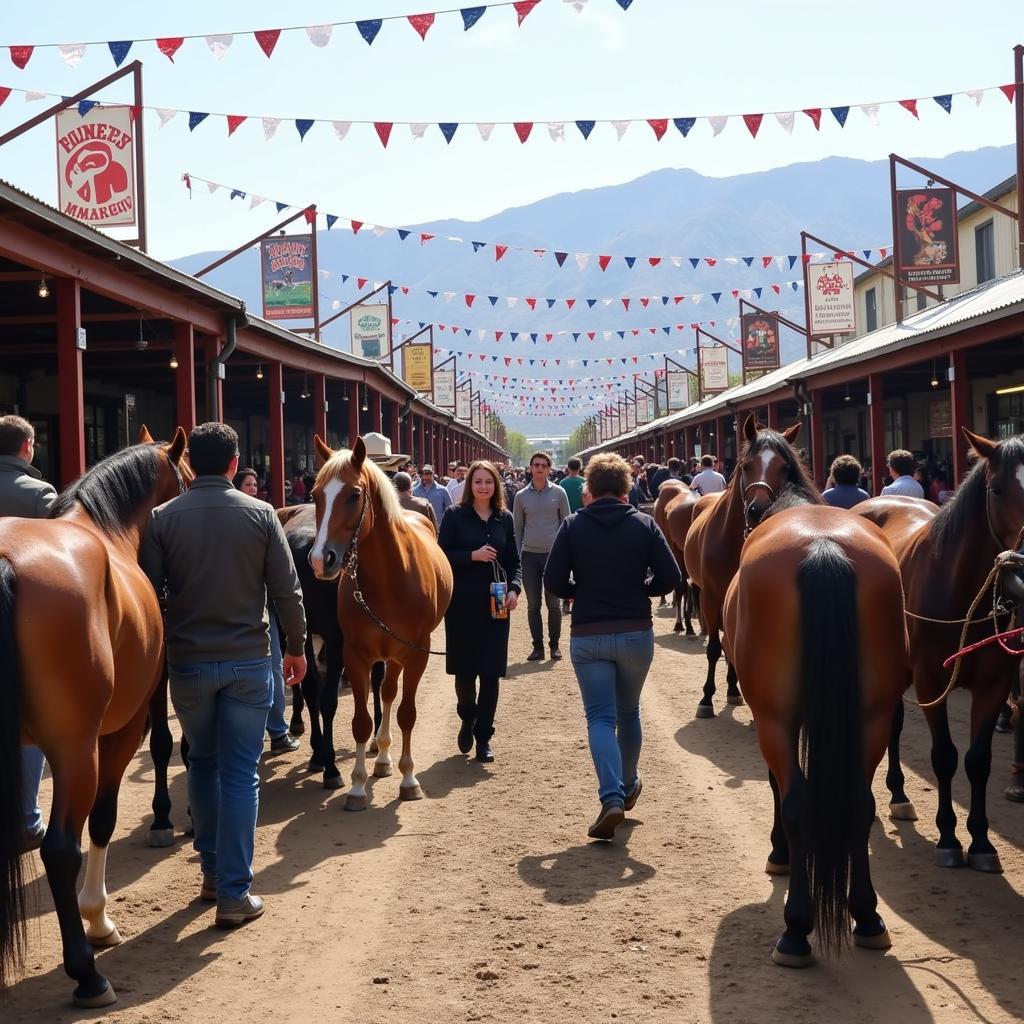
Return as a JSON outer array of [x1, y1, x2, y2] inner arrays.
[[505, 430, 531, 465]]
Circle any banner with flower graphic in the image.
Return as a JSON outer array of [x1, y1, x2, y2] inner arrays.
[[896, 187, 960, 285], [808, 261, 856, 334]]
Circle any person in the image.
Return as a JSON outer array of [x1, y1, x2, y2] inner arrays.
[[503, 471, 521, 512], [881, 449, 926, 499], [690, 454, 727, 495], [648, 457, 683, 497], [141, 422, 307, 928], [822, 454, 870, 510], [544, 453, 681, 841], [437, 461, 522, 763], [394, 470, 438, 530], [0, 415, 56, 853], [232, 467, 299, 756], [447, 462, 468, 503], [561, 457, 585, 513], [929, 466, 954, 505], [412, 464, 453, 523], [291, 473, 307, 504], [513, 451, 570, 662], [630, 459, 652, 502]]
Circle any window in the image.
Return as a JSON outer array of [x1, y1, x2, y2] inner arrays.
[[916, 289, 927, 312], [884, 407, 904, 454], [976, 219, 995, 284], [865, 288, 878, 332]]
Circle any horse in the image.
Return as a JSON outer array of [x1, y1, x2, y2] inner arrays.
[[309, 436, 453, 810], [0, 430, 187, 1008], [653, 480, 699, 635], [684, 422, 802, 718], [722, 415, 907, 967]]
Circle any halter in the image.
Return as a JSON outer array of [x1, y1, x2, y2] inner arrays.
[[742, 479, 778, 537]]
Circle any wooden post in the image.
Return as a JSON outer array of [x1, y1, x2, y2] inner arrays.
[[202, 334, 223, 422], [766, 401, 778, 429], [810, 389, 826, 489], [312, 373, 327, 442], [369, 388, 382, 435], [950, 350, 971, 483], [174, 322, 196, 435], [347, 382, 359, 447], [268, 362, 286, 509], [868, 372, 886, 496], [56, 277, 85, 485], [404, 409, 414, 459]]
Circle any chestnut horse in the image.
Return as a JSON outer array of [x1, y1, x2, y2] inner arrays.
[[723, 418, 906, 966], [653, 480, 698, 635], [309, 436, 453, 810], [0, 431, 186, 1007], [684, 422, 802, 718]]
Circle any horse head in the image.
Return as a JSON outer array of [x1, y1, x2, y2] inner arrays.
[[139, 425, 193, 492], [738, 415, 805, 530]]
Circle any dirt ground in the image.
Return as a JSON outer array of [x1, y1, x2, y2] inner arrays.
[[3, 603, 1023, 1024]]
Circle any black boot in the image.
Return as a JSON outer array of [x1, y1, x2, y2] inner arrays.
[[455, 676, 477, 755], [475, 742, 494, 763]]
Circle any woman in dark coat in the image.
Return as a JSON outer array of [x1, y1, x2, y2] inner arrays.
[[437, 460, 522, 763]]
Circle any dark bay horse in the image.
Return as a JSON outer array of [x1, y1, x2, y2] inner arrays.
[[723, 418, 906, 966], [684, 422, 802, 717], [309, 436, 453, 810], [0, 431, 186, 1007], [653, 480, 698, 635]]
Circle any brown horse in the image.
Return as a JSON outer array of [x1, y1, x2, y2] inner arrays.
[[0, 430, 186, 1007], [684, 422, 801, 717], [309, 436, 453, 811], [723, 417, 906, 966], [653, 480, 698, 634]]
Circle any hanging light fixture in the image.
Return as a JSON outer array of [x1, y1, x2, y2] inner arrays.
[[844, 383, 851, 402], [300, 373, 310, 400], [169, 351, 179, 370], [342, 385, 349, 401], [361, 385, 369, 412], [135, 313, 147, 351], [37, 275, 49, 299], [256, 363, 264, 380], [930, 359, 940, 388]]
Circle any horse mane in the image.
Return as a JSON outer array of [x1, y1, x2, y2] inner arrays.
[[741, 429, 823, 511], [318, 449, 403, 527], [50, 443, 163, 537]]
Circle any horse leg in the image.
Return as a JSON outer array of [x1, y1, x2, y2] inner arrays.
[[373, 661, 403, 778], [696, 627, 723, 718], [924, 701, 964, 868], [344, 657, 374, 812], [693, 585, 707, 636], [849, 785, 891, 948], [683, 583, 697, 637], [765, 771, 789, 875], [397, 650, 429, 800], [964, 687, 1006, 873], [673, 583, 684, 633], [302, 639, 326, 773], [1007, 695, 1024, 802], [886, 698, 917, 820], [725, 661, 743, 706], [318, 661, 342, 791], [773, 768, 814, 968], [368, 661, 385, 755], [147, 673, 176, 847]]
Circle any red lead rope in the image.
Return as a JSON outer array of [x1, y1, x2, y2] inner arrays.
[[942, 624, 1024, 669]]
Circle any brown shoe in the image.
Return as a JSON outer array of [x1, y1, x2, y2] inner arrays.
[[550, 647, 563, 661], [624, 772, 643, 812], [526, 647, 544, 662], [587, 802, 625, 841]]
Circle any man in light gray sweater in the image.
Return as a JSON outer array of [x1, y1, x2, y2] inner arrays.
[[513, 451, 570, 661]]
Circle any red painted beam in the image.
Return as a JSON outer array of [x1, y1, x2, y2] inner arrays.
[[268, 362, 286, 509], [312, 372, 327, 443], [868, 373, 886, 496], [174, 322, 196, 436], [56, 278, 85, 485]]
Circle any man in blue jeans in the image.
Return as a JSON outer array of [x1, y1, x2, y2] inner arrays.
[[142, 422, 306, 927]]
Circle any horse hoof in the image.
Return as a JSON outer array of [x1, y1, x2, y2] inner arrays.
[[1004, 783, 1024, 803], [306, 759, 325, 774], [764, 858, 789, 876], [344, 794, 368, 812], [889, 801, 918, 822], [685, 629, 696, 637], [771, 945, 813, 969], [289, 721, 306, 737], [726, 693, 744, 706], [87, 925, 122, 948], [323, 774, 343, 790], [695, 705, 715, 720], [399, 784, 424, 801], [967, 852, 1003, 873], [147, 828, 175, 848], [373, 761, 393, 778], [853, 927, 892, 950], [673, 624, 683, 633], [934, 846, 965, 869], [368, 741, 379, 756], [74, 982, 117, 1008]]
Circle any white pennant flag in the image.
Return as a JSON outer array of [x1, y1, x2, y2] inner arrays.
[[741, 289, 752, 299], [602, 298, 614, 307], [332, 121, 351, 141], [775, 110, 795, 134], [58, 43, 87, 68], [206, 181, 220, 194], [306, 24, 333, 47], [967, 89, 985, 106], [611, 120, 631, 141], [547, 121, 566, 142], [563, 0, 589, 9], [575, 253, 590, 271], [478, 330, 487, 340], [24, 91, 46, 102], [372, 225, 388, 236], [477, 122, 496, 141], [691, 293, 703, 303], [507, 297, 518, 308], [262, 117, 281, 140], [444, 292, 456, 303], [206, 34, 234, 60], [860, 103, 881, 126], [156, 108, 177, 127], [670, 256, 682, 268], [603, 331, 612, 341], [709, 115, 729, 136], [775, 257, 785, 271], [331, 299, 341, 311], [725, 257, 739, 265], [249, 195, 265, 210], [410, 122, 428, 140]]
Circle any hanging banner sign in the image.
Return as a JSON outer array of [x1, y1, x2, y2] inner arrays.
[[647, 393, 658, 423], [625, 402, 637, 432], [434, 367, 456, 409], [701, 345, 730, 393], [896, 187, 960, 285], [667, 370, 690, 411], [260, 234, 314, 320], [351, 302, 390, 359], [456, 387, 472, 422], [402, 343, 433, 394], [808, 261, 857, 334], [56, 105, 136, 227], [741, 311, 781, 371], [635, 393, 651, 426]]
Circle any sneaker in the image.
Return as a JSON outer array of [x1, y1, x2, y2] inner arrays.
[[526, 647, 544, 662], [624, 772, 643, 813], [550, 647, 563, 661], [200, 873, 217, 902], [215, 893, 265, 928], [457, 720, 474, 755], [587, 802, 625, 842], [18, 825, 45, 855], [269, 733, 300, 755]]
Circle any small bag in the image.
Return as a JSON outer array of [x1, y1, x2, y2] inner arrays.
[[489, 563, 509, 620]]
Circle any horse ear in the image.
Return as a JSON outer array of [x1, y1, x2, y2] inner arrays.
[[352, 436, 367, 471], [314, 435, 334, 468], [782, 421, 802, 444], [742, 414, 758, 443], [138, 424, 154, 444], [963, 427, 997, 461], [167, 426, 186, 465]]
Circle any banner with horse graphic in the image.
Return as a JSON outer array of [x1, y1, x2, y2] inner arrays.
[[896, 187, 960, 285], [741, 311, 781, 371], [260, 234, 314, 319]]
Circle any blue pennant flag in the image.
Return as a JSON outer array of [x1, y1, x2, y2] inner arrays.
[[689, 257, 700, 269], [754, 287, 762, 298], [439, 122, 459, 144], [663, 327, 671, 335], [575, 120, 596, 140], [77, 99, 99, 117], [488, 295, 498, 305], [624, 256, 637, 269], [463, 328, 470, 336], [108, 40, 132, 67], [711, 292, 722, 303], [791, 281, 799, 291], [546, 298, 556, 308], [511, 332, 519, 341], [586, 298, 597, 308], [830, 105, 850, 127], [357, 19, 382, 45], [862, 249, 871, 260], [788, 255, 798, 269], [529, 358, 535, 365], [188, 111, 209, 132], [674, 117, 696, 137], [461, 6, 486, 30], [229, 189, 245, 200], [582, 360, 588, 367], [398, 229, 411, 241], [572, 333, 580, 342], [472, 241, 486, 252], [295, 119, 314, 140], [934, 94, 953, 114], [554, 251, 568, 266], [275, 202, 287, 213], [388, 285, 398, 296], [341, 274, 349, 282], [530, 334, 538, 344], [742, 257, 754, 267], [326, 214, 338, 229], [427, 290, 438, 298], [418, 321, 425, 328], [616, 0, 634, 9], [617, 332, 625, 340]]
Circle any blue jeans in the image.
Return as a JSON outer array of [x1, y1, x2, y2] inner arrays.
[[22, 745, 45, 833], [168, 658, 272, 902], [266, 607, 288, 740], [570, 629, 654, 808]]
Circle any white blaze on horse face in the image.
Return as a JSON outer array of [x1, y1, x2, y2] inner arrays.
[[310, 478, 344, 565], [760, 448, 776, 482]]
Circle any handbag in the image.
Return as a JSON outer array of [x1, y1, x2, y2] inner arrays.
[[489, 562, 509, 620]]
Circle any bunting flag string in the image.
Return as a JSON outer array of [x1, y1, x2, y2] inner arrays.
[[432, 346, 705, 371], [186, 172, 892, 270], [1, 0, 632, 70]]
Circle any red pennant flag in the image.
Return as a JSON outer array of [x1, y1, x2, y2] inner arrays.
[[762, 256, 773, 268], [598, 255, 612, 271], [731, 289, 739, 299], [182, 173, 192, 191], [303, 208, 316, 225], [1000, 83, 1018, 103], [533, 248, 547, 259], [254, 29, 282, 58], [129, 105, 141, 122], [357, 278, 368, 289], [227, 115, 247, 136], [401, 286, 409, 295], [504, 357, 512, 366], [408, 13, 435, 39], [880, 247, 888, 258], [526, 298, 537, 310], [545, 333, 553, 342], [514, 0, 541, 24], [801, 253, 812, 264], [674, 296, 684, 305], [771, 284, 781, 295], [704, 258, 717, 267], [465, 294, 475, 307], [743, 113, 763, 138], [587, 332, 595, 341], [803, 108, 822, 130], [631, 330, 640, 338], [495, 244, 508, 261], [157, 37, 185, 61], [566, 298, 576, 309], [496, 332, 504, 342], [640, 297, 650, 308], [647, 118, 669, 141], [514, 121, 534, 143], [0, 86, 12, 108], [351, 220, 364, 234], [420, 233, 434, 245], [374, 122, 394, 147], [9, 46, 33, 69], [621, 298, 630, 310], [648, 257, 661, 267], [899, 98, 919, 119]]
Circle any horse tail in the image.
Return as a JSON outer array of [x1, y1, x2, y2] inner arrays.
[[797, 537, 863, 955], [0, 556, 26, 985]]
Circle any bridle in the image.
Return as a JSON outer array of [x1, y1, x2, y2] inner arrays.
[[742, 479, 778, 537]]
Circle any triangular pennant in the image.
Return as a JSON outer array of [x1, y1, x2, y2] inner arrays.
[[489, 295, 498, 305], [611, 120, 631, 140], [409, 123, 428, 140], [107, 40, 133, 66], [306, 25, 333, 47], [78, 99, 99, 118], [262, 117, 281, 140], [408, 13, 436, 39], [742, 256, 754, 267], [566, 298, 576, 309], [621, 298, 631, 310], [742, 113, 763, 138], [514, 121, 534, 143], [647, 118, 668, 141], [899, 98, 919, 119], [303, 207, 316, 226], [547, 121, 566, 142], [254, 29, 281, 58], [624, 256, 637, 269], [398, 230, 412, 241], [465, 294, 475, 307], [673, 117, 696, 137], [326, 214, 338, 229], [711, 292, 721, 303], [156, 108, 177, 127], [775, 110, 795, 134], [357, 20, 383, 45], [830, 105, 850, 127], [546, 298, 556, 308], [58, 43, 87, 68], [598, 255, 612, 271], [229, 189, 246, 200], [689, 258, 700, 269], [420, 233, 435, 245], [350, 221, 364, 234], [575, 119, 596, 139], [803, 107, 822, 130], [226, 114, 247, 136], [295, 118, 314, 140], [9, 46, 33, 69], [860, 103, 880, 126], [554, 251, 568, 267], [762, 256, 773, 268], [477, 122, 495, 141], [495, 244, 508, 261], [439, 122, 459, 144], [708, 115, 729, 136], [188, 111, 210, 132], [648, 257, 662, 267], [526, 297, 537, 310], [576, 254, 590, 271], [374, 122, 394, 147], [1000, 83, 1018, 103], [586, 298, 597, 308], [514, 0, 541, 24], [933, 94, 953, 114], [332, 120, 351, 142], [461, 7, 487, 30], [157, 37, 185, 61], [206, 34, 234, 59], [788, 254, 798, 269]]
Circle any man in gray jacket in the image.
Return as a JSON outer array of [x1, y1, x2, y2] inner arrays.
[[141, 422, 307, 928], [0, 415, 56, 852]]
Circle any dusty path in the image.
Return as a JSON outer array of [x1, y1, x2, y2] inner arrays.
[[3, 604, 1024, 1023]]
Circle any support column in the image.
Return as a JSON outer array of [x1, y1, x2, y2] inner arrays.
[[810, 388, 826, 489], [765, 401, 778, 430], [202, 334, 223, 422], [56, 277, 85, 485], [174, 322, 197, 435], [347, 381, 360, 447], [868, 372, 886, 496], [312, 373, 327, 443], [386, 401, 399, 450], [268, 362, 286, 509], [683, 425, 695, 463], [715, 415, 729, 462], [369, 388, 383, 435], [950, 350, 971, 484], [403, 409, 414, 459]]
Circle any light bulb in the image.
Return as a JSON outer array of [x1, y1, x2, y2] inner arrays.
[[37, 276, 49, 299], [256, 364, 264, 380], [169, 353, 179, 369]]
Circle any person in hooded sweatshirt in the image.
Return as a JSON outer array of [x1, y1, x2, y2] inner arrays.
[[544, 452, 681, 842]]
